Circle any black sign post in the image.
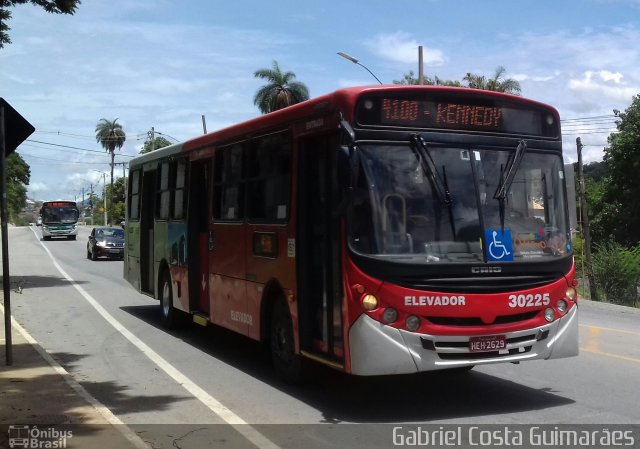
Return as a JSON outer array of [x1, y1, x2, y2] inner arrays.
[[0, 98, 35, 366]]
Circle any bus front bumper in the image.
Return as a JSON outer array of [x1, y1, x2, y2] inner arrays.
[[348, 304, 579, 376]]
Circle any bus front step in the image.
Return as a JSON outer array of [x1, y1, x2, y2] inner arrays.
[[192, 313, 208, 327]]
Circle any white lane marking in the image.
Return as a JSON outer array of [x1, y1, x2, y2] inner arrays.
[[1, 303, 150, 449], [30, 228, 280, 449]]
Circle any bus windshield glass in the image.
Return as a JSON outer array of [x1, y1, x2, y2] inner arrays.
[[41, 204, 79, 224], [348, 144, 570, 263]]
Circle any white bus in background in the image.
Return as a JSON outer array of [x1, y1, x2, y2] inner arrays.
[[39, 201, 79, 240]]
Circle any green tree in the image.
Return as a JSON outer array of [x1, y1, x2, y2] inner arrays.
[[573, 161, 610, 245], [463, 66, 521, 95], [105, 176, 125, 224], [599, 94, 640, 246], [84, 191, 101, 224], [141, 136, 171, 154], [394, 70, 434, 85], [6, 152, 30, 222], [253, 60, 309, 114], [95, 118, 126, 224], [0, 0, 81, 48]]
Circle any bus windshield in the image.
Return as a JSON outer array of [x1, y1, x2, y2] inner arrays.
[[348, 143, 570, 263], [41, 205, 79, 224]]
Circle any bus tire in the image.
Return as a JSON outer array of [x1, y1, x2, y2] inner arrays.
[[270, 299, 303, 382], [159, 269, 184, 329]]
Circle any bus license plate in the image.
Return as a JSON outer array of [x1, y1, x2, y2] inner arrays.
[[469, 335, 506, 352]]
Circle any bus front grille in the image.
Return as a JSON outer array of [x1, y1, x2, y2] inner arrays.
[[392, 273, 562, 293], [426, 310, 539, 326]]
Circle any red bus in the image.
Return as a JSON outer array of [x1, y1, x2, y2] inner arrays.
[[124, 85, 578, 380]]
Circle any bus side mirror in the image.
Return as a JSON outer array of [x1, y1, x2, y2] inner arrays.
[[338, 145, 351, 188], [339, 120, 355, 145]]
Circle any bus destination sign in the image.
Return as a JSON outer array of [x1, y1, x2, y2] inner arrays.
[[382, 99, 503, 131], [356, 94, 558, 137], [45, 201, 75, 207]]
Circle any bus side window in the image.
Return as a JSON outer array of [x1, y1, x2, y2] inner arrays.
[[245, 132, 291, 223], [214, 143, 244, 221], [128, 169, 141, 220]]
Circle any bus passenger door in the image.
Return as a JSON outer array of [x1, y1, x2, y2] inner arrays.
[[297, 133, 343, 361], [188, 160, 210, 316], [140, 169, 156, 295]]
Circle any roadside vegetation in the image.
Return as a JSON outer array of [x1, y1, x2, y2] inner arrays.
[[574, 95, 640, 307]]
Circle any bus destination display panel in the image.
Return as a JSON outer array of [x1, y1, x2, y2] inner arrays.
[[356, 94, 559, 137]]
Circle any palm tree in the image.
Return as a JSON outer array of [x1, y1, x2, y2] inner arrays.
[[463, 66, 521, 95], [95, 118, 126, 224], [253, 60, 309, 114]]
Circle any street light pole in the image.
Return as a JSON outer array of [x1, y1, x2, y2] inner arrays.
[[337, 52, 383, 85]]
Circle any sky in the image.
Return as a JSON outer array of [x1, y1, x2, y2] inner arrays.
[[2, 0, 639, 201]]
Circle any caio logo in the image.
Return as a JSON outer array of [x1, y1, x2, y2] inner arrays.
[[471, 266, 502, 274]]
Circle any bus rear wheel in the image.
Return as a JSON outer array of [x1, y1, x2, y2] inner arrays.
[[270, 299, 303, 383], [160, 270, 179, 329]]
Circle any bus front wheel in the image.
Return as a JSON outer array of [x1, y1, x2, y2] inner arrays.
[[270, 299, 303, 382]]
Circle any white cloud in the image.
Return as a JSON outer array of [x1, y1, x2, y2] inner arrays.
[[568, 71, 639, 103], [365, 32, 444, 66], [27, 182, 48, 197]]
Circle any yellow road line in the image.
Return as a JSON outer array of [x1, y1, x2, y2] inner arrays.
[[580, 324, 640, 337], [582, 326, 601, 353], [580, 347, 640, 364]]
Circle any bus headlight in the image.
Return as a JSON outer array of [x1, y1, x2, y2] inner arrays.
[[382, 308, 398, 323], [361, 294, 378, 311], [565, 287, 577, 301], [557, 300, 567, 314], [544, 308, 555, 322], [406, 315, 421, 331]]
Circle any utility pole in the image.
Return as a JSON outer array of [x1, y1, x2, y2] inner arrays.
[[102, 172, 107, 226], [418, 45, 425, 85], [81, 187, 85, 223], [202, 115, 207, 134], [576, 137, 597, 300], [89, 183, 94, 225], [148, 127, 155, 152]]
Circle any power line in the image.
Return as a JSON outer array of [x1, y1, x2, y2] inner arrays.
[[35, 130, 149, 139], [19, 152, 123, 166], [561, 115, 616, 122], [24, 139, 134, 158]]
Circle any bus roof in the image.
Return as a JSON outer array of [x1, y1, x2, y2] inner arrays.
[[131, 85, 559, 164]]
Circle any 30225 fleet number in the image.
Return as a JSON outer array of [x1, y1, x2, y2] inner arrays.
[[508, 293, 550, 308]]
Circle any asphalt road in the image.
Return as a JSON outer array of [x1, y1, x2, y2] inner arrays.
[[5, 225, 640, 448]]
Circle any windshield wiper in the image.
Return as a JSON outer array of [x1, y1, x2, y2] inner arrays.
[[494, 140, 527, 201], [409, 134, 451, 206], [494, 140, 527, 229]]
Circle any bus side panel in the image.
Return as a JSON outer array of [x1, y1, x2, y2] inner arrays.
[[153, 221, 170, 297], [168, 222, 189, 312], [245, 225, 297, 341], [210, 223, 248, 334], [125, 222, 141, 292]]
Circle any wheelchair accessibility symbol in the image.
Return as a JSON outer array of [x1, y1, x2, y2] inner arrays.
[[485, 229, 514, 261]]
